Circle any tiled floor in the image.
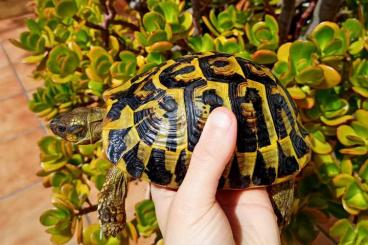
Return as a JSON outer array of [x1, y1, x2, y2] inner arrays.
[[0, 14, 51, 244]]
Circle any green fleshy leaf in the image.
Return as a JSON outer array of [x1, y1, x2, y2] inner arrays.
[[50, 233, 73, 245], [252, 49, 277, 64], [177, 11, 193, 32], [349, 39, 365, 55], [135, 200, 158, 236], [146, 52, 165, 65], [359, 160, 368, 183], [343, 182, 368, 210], [311, 22, 338, 51], [95, 174, 106, 190], [51, 171, 72, 187], [356, 220, 368, 244], [55, 0, 78, 18], [40, 209, 68, 226], [333, 174, 355, 188], [265, 14, 278, 34], [158, 1, 179, 24], [340, 158, 353, 175], [26, 19, 42, 34], [319, 163, 340, 180], [323, 39, 343, 56], [47, 45, 79, 76], [78, 144, 95, 156], [217, 5, 236, 31], [135, 32, 148, 46], [342, 18, 363, 41], [88, 81, 104, 95], [337, 125, 361, 146], [351, 121, 368, 139], [295, 66, 324, 86], [38, 136, 59, 154], [147, 30, 168, 44], [188, 34, 215, 52], [289, 41, 316, 73], [143, 12, 165, 32], [330, 219, 354, 239]]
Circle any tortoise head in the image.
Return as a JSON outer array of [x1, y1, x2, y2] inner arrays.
[[50, 107, 105, 144]]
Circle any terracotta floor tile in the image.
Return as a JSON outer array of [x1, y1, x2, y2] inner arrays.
[[126, 181, 151, 220], [0, 44, 9, 69], [0, 94, 42, 142], [0, 63, 23, 100], [311, 218, 337, 245], [0, 14, 31, 42], [0, 182, 52, 244], [26, 88, 36, 101], [0, 128, 45, 196], [1, 39, 30, 63], [312, 234, 335, 245], [14, 62, 42, 91], [0, 25, 27, 43]]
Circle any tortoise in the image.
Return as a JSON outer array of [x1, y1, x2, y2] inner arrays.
[[50, 52, 311, 237]]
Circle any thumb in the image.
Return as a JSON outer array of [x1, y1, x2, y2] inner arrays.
[[177, 107, 237, 206]]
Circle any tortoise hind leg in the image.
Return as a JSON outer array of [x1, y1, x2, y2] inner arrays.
[[267, 180, 295, 228], [98, 165, 128, 237]]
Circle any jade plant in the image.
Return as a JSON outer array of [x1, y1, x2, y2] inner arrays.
[[13, 0, 368, 244]]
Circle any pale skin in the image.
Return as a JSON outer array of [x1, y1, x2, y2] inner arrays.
[[151, 107, 281, 245]]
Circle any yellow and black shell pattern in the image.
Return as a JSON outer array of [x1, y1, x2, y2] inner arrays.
[[102, 52, 311, 189]]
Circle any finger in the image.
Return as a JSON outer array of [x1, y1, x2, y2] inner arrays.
[[150, 184, 176, 234], [218, 189, 280, 245], [178, 107, 237, 205], [217, 188, 273, 209]]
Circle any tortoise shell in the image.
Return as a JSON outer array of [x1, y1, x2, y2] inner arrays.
[[102, 52, 311, 189]]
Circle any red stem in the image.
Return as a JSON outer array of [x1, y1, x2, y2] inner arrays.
[[294, 0, 317, 39]]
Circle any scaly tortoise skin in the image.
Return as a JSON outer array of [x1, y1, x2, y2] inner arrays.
[[50, 52, 311, 237]]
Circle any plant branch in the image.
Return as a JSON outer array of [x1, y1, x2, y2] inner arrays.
[[99, 0, 109, 15], [294, 0, 317, 39], [74, 12, 139, 49], [104, 0, 116, 29], [111, 31, 140, 54], [86, 197, 93, 207], [191, 0, 203, 34], [176, 38, 191, 52], [263, 0, 275, 17], [353, 215, 358, 224], [73, 16, 107, 33], [77, 204, 98, 215], [73, 15, 110, 46], [278, 0, 296, 43], [316, 224, 338, 245], [305, 0, 345, 36], [110, 19, 140, 31]]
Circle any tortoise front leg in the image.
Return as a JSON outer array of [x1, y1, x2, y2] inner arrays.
[[98, 164, 128, 237]]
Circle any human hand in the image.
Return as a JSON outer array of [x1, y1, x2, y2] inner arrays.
[[151, 107, 281, 245]]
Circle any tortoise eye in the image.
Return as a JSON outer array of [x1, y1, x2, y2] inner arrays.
[[58, 126, 66, 133]]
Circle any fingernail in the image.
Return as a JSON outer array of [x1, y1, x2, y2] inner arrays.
[[209, 108, 232, 130]]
